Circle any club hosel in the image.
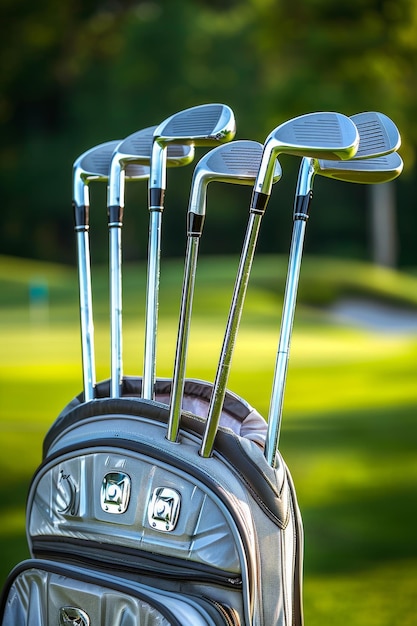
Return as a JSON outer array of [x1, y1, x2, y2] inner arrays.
[[149, 187, 165, 211], [250, 190, 270, 214], [187, 211, 205, 237], [73, 202, 89, 231], [107, 159, 126, 209], [151, 141, 167, 190], [293, 190, 313, 221], [252, 138, 278, 197], [188, 170, 208, 219], [108, 204, 124, 227]]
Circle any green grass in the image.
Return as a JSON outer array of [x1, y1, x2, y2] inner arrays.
[[1, 254, 417, 625]]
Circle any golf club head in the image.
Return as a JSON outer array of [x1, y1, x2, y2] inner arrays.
[[317, 151, 403, 183], [189, 140, 282, 217], [153, 103, 236, 148], [124, 164, 150, 181], [108, 126, 195, 207], [254, 112, 359, 198], [350, 111, 401, 159], [73, 139, 121, 208], [115, 125, 195, 167]]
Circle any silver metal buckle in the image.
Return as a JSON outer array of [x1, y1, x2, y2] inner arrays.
[[100, 472, 131, 514], [59, 606, 90, 626], [147, 487, 181, 532]]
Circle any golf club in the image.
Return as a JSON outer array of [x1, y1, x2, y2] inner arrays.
[[264, 115, 402, 466], [199, 111, 359, 458], [166, 140, 281, 443], [107, 127, 195, 398], [73, 139, 123, 402], [142, 103, 236, 401]]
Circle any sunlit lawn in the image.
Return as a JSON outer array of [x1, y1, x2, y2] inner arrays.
[[1, 254, 417, 625]]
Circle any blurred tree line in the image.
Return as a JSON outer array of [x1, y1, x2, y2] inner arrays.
[[1, 0, 416, 266]]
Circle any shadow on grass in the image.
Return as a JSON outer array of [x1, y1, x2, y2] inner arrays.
[[303, 482, 417, 575], [280, 403, 417, 576]]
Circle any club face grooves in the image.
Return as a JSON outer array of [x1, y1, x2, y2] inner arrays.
[[76, 140, 121, 182], [154, 104, 236, 146], [271, 112, 359, 160], [204, 141, 264, 179], [115, 126, 194, 166], [188, 141, 282, 216], [351, 111, 401, 159], [118, 126, 156, 158], [202, 141, 282, 184]]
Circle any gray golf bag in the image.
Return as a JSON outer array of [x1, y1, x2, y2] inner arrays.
[[0, 116, 305, 624], [0, 376, 303, 625]]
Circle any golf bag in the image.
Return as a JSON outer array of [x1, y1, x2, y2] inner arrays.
[[0, 113, 305, 624], [0, 375, 304, 625]]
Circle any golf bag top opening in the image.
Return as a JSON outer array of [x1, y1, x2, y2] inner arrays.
[[51, 376, 268, 449], [40, 377, 291, 529]]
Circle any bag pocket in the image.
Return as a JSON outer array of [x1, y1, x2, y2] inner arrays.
[[32, 536, 243, 590], [0, 559, 239, 626]]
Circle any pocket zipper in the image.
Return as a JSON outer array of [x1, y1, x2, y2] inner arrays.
[[32, 536, 243, 589]]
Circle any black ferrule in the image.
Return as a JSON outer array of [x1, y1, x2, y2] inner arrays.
[[73, 202, 89, 229], [250, 191, 270, 214], [149, 187, 165, 210], [293, 191, 313, 221], [187, 212, 205, 237], [108, 204, 124, 225]]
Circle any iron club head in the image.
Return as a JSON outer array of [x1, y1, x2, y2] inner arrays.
[[108, 125, 195, 208], [153, 103, 236, 147], [350, 111, 401, 159], [317, 151, 403, 184], [73, 140, 121, 213], [188, 139, 282, 220], [151, 104, 236, 191], [115, 125, 195, 167], [296, 111, 403, 198], [73, 140, 152, 220], [253, 112, 359, 200]]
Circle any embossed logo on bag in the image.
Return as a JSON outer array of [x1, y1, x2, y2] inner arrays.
[[57, 469, 79, 516], [59, 606, 90, 626], [100, 471, 131, 514]]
